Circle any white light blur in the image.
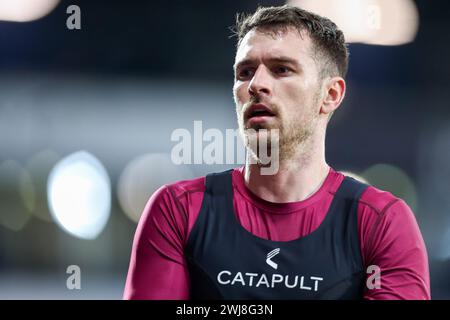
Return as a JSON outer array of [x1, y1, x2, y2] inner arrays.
[[288, 0, 419, 45], [47, 151, 111, 240], [117, 153, 194, 223], [361, 163, 417, 212], [0, 0, 60, 22], [339, 170, 369, 184]]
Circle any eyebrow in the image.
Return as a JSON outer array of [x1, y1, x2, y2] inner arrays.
[[234, 56, 301, 71]]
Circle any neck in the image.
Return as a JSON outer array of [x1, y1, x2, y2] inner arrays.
[[244, 132, 330, 203]]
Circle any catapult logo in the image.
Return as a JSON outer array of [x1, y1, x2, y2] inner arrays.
[[216, 248, 324, 291], [266, 248, 280, 270]]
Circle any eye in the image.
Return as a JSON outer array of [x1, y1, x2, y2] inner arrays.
[[274, 66, 292, 75], [236, 68, 255, 80]]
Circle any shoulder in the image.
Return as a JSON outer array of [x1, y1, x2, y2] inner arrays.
[[357, 183, 419, 234], [340, 176, 422, 261], [128, 174, 208, 254], [163, 167, 239, 200], [354, 182, 426, 266], [139, 173, 210, 245], [146, 174, 207, 225], [358, 184, 402, 217], [352, 186, 430, 299], [138, 175, 206, 220], [358, 184, 420, 242], [356, 183, 418, 241], [335, 171, 402, 216], [162, 175, 206, 200]]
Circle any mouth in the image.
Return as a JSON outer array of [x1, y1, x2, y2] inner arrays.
[[245, 103, 276, 124]]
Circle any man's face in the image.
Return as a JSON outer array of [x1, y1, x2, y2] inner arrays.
[[233, 27, 323, 161]]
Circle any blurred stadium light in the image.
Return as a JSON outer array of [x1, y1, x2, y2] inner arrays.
[[361, 163, 418, 213], [117, 153, 194, 223], [339, 170, 369, 184], [288, 0, 419, 45], [47, 151, 111, 240], [0, 0, 60, 22]]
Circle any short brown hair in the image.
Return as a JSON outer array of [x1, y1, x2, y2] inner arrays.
[[233, 5, 349, 79]]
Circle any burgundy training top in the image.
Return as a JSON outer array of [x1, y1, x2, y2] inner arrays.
[[123, 167, 430, 300]]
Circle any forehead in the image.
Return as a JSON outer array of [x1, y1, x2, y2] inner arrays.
[[235, 27, 315, 67]]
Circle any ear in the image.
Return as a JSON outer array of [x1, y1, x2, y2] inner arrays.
[[320, 77, 346, 116]]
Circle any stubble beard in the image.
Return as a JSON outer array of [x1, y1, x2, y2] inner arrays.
[[237, 96, 320, 165]]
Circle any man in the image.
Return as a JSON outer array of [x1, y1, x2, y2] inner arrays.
[[124, 5, 430, 299]]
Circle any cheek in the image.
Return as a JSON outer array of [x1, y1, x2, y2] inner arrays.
[[283, 81, 315, 107], [233, 82, 249, 106], [279, 83, 304, 109]]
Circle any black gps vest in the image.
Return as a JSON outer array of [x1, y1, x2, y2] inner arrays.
[[185, 169, 369, 300]]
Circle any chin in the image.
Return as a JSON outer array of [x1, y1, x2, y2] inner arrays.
[[245, 128, 279, 151]]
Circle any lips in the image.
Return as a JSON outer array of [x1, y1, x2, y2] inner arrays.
[[245, 103, 276, 121]]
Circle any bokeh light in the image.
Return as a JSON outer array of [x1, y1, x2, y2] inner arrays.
[[339, 170, 369, 184], [288, 0, 419, 45], [0, 0, 60, 22], [117, 153, 194, 223], [361, 163, 418, 213], [47, 151, 111, 240]]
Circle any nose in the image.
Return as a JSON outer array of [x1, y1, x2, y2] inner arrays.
[[248, 65, 272, 98]]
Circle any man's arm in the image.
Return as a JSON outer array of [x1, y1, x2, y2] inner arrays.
[[362, 199, 430, 300], [123, 186, 190, 299]]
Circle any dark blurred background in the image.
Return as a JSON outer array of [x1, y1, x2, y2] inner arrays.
[[0, 0, 449, 299]]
